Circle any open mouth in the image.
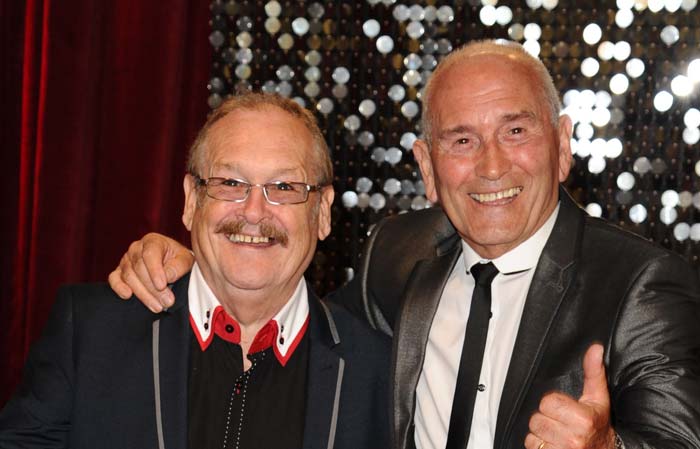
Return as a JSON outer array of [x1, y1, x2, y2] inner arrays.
[[227, 233, 273, 244], [469, 186, 523, 204]]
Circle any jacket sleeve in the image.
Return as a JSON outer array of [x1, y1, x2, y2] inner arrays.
[[610, 252, 700, 449], [0, 286, 76, 448]]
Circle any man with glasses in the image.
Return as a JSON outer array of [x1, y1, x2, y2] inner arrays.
[[0, 93, 391, 449]]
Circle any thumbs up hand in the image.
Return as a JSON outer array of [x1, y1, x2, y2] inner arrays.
[[524, 344, 617, 449]]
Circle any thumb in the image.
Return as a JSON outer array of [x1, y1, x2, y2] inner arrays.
[[163, 250, 195, 284], [579, 344, 610, 408]]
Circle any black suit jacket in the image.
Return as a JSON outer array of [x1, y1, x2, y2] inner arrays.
[[0, 274, 391, 449], [330, 188, 700, 449]]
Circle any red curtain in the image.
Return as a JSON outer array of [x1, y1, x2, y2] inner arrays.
[[0, 0, 211, 404]]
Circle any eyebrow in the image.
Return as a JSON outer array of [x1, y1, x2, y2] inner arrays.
[[500, 111, 536, 123], [437, 110, 537, 138]]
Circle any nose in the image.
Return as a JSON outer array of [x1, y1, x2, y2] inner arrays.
[[474, 139, 511, 181], [240, 185, 270, 224]]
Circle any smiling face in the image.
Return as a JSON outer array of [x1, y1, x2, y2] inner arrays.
[[414, 54, 572, 259], [182, 106, 334, 303]]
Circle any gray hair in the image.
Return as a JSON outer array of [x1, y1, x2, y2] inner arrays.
[[187, 93, 333, 186], [421, 39, 562, 144]]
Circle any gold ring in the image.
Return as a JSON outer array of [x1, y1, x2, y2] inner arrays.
[[537, 442, 546, 449]]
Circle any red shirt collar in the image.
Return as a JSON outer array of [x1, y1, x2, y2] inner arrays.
[[188, 263, 310, 366]]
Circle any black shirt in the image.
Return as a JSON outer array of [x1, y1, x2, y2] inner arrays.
[[188, 329, 309, 449]]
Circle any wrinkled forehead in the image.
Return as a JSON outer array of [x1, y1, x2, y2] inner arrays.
[[435, 53, 537, 94], [430, 55, 546, 120], [203, 107, 315, 170]]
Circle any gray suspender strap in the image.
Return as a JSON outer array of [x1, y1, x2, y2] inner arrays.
[[152, 320, 166, 449], [327, 359, 345, 449], [319, 301, 344, 449]]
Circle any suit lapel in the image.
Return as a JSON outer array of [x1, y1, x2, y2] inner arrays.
[[392, 242, 461, 449], [303, 292, 343, 449], [153, 274, 192, 449], [494, 190, 582, 449]]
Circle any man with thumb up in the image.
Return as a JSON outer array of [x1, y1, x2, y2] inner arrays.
[[526, 345, 615, 449]]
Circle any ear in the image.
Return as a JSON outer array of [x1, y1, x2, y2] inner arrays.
[[556, 114, 574, 183], [413, 139, 439, 204], [317, 186, 335, 241], [182, 174, 198, 231]]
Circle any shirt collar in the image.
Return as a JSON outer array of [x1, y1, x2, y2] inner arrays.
[[462, 203, 560, 275], [188, 262, 309, 366]]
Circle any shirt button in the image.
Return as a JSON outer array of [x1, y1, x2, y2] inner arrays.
[[477, 384, 486, 392], [203, 323, 209, 330], [225, 324, 234, 333]]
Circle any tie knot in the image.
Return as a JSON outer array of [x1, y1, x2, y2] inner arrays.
[[470, 262, 499, 286]]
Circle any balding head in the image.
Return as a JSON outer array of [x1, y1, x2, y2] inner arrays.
[[422, 39, 561, 144]]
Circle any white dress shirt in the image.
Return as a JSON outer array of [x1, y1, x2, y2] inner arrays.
[[188, 262, 310, 364], [414, 205, 560, 449]]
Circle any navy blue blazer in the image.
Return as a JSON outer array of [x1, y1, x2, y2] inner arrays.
[[0, 274, 391, 449]]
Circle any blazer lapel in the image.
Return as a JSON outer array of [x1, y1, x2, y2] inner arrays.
[[392, 242, 461, 449], [152, 274, 192, 449], [494, 190, 582, 449], [303, 292, 343, 449]]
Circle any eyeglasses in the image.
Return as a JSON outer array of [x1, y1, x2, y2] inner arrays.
[[193, 176, 326, 205]]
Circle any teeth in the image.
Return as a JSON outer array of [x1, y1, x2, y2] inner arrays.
[[228, 234, 270, 244], [469, 187, 522, 203]]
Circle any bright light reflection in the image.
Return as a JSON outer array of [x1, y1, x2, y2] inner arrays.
[[563, 89, 579, 107], [580, 89, 597, 108], [688, 59, 700, 83], [617, 0, 635, 8], [596, 91, 612, 108], [523, 40, 540, 56], [648, 0, 665, 11], [576, 122, 595, 140], [615, 8, 634, 28], [614, 41, 631, 60], [634, 0, 647, 11], [542, 0, 559, 9], [606, 138, 624, 158], [653, 91, 673, 112], [610, 73, 630, 94], [597, 41, 615, 60], [683, 127, 700, 145], [664, 0, 683, 11], [671, 75, 693, 97], [586, 203, 603, 217], [626, 58, 645, 78], [582, 23, 602, 45], [479, 5, 497, 26], [581, 58, 600, 77], [590, 138, 607, 158], [576, 138, 592, 157], [588, 156, 606, 174], [617, 172, 635, 190], [684, 108, 700, 128], [592, 108, 612, 127], [524, 23, 542, 40], [681, 0, 698, 10], [495, 6, 513, 25]]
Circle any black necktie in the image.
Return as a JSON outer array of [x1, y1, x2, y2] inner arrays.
[[445, 262, 499, 449]]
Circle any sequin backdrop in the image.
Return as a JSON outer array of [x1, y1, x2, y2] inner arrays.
[[208, 0, 700, 295]]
